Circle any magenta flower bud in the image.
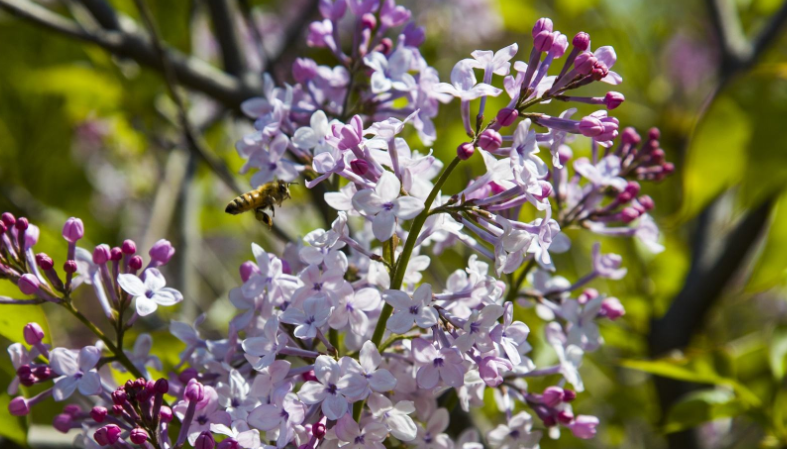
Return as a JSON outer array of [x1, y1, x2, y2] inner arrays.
[[62, 217, 84, 243], [478, 129, 503, 152], [557, 410, 574, 425], [624, 181, 641, 197], [217, 439, 240, 449], [662, 162, 675, 175], [91, 406, 108, 423], [648, 127, 661, 140], [239, 261, 259, 283], [8, 396, 29, 416], [35, 253, 54, 270], [578, 288, 598, 305], [313, 422, 326, 439], [92, 244, 111, 264], [558, 145, 573, 164], [457, 142, 475, 160], [64, 404, 82, 416], [361, 13, 376, 30], [93, 427, 109, 446], [15, 217, 28, 231], [542, 386, 565, 407], [531, 17, 553, 37], [154, 378, 169, 394], [63, 260, 77, 274], [621, 127, 641, 145], [53, 413, 73, 433], [563, 389, 577, 401], [578, 116, 604, 137], [573, 52, 596, 75], [23, 323, 45, 345], [112, 389, 127, 405], [95, 424, 122, 445], [376, 37, 393, 55], [129, 256, 143, 271], [496, 108, 519, 127], [569, 415, 599, 439], [0, 222, 6, 234], [542, 415, 557, 427], [551, 32, 569, 57], [122, 239, 136, 255], [638, 195, 655, 211], [110, 247, 122, 261], [604, 91, 625, 109], [534, 30, 555, 52], [350, 159, 370, 176], [149, 239, 175, 264], [281, 259, 292, 275], [591, 60, 609, 81], [620, 207, 640, 223], [601, 297, 625, 320], [292, 58, 318, 84], [572, 32, 590, 51], [184, 378, 205, 402], [130, 428, 148, 444], [195, 432, 216, 449], [650, 148, 665, 164], [18, 274, 40, 295], [111, 405, 123, 415], [2, 212, 16, 227], [33, 365, 51, 380], [301, 370, 318, 383], [160, 405, 173, 423], [535, 181, 553, 201]]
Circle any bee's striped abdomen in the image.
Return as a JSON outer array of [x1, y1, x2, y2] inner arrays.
[[225, 190, 260, 215]]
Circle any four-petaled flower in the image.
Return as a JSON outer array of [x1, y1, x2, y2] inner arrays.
[[118, 268, 183, 317], [50, 346, 103, 401], [384, 284, 438, 334], [353, 171, 424, 241]]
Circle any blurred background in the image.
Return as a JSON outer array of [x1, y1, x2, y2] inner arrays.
[[0, 0, 786, 448]]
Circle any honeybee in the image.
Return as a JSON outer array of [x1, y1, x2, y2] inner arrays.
[[225, 180, 293, 228]]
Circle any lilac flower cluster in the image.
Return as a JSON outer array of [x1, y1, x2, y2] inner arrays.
[[2, 3, 673, 449]]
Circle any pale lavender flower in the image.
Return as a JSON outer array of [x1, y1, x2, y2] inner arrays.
[[412, 338, 465, 389], [297, 355, 355, 419], [352, 171, 424, 241], [339, 341, 397, 401], [334, 413, 388, 449], [384, 284, 438, 334], [50, 346, 102, 401], [118, 268, 183, 317]]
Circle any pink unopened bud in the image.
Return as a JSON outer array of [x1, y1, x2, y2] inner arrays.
[[650, 148, 665, 164], [64, 404, 82, 416], [195, 431, 216, 449], [578, 288, 598, 305], [122, 240, 136, 255], [2, 212, 16, 227], [94, 424, 122, 446], [543, 415, 557, 427], [35, 253, 54, 270], [532, 17, 553, 37], [536, 181, 553, 201], [620, 207, 641, 223], [558, 145, 573, 164], [63, 260, 77, 274], [149, 239, 175, 264], [534, 30, 555, 52], [129, 256, 143, 271], [33, 365, 51, 380], [578, 116, 604, 137], [292, 58, 318, 84], [110, 247, 122, 261], [551, 32, 569, 57], [313, 422, 327, 439], [601, 297, 625, 320], [112, 389, 127, 405], [572, 32, 590, 51], [457, 142, 475, 160], [15, 217, 28, 231], [573, 52, 596, 75], [604, 91, 625, 109], [92, 244, 111, 264], [217, 439, 240, 449], [91, 406, 108, 423], [621, 127, 641, 145], [591, 60, 609, 81], [557, 410, 574, 424], [638, 195, 655, 211], [569, 415, 599, 439], [648, 127, 661, 141], [23, 323, 45, 345], [301, 370, 318, 383], [361, 13, 376, 30], [478, 129, 503, 152], [53, 413, 73, 433], [662, 162, 675, 175], [496, 108, 519, 127], [62, 217, 84, 243], [624, 181, 641, 197], [18, 274, 40, 295], [184, 378, 205, 402], [563, 389, 577, 401], [239, 261, 258, 283], [542, 386, 564, 407], [160, 406, 173, 423], [376, 37, 394, 55], [130, 428, 148, 444], [350, 159, 370, 176], [8, 396, 29, 416]]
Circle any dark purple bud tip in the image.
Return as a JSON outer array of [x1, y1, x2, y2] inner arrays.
[[129, 256, 143, 271], [650, 149, 665, 164], [91, 406, 108, 423], [617, 191, 633, 203], [624, 181, 641, 197], [53, 413, 73, 433], [563, 389, 577, 401], [195, 431, 216, 449], [33, 365, 51, 380], [591, 60, 609, 81], [313, 422, 327, 439], [457, 142, 475, 161], [1, 212, 16, 227], [15, 217, 28, 231], [217, 439, 240, 449], [122, 239, 136, 255], [478, 129, 503, 152], [179, 367, 198, 383], [542, 416, 557, 427], [23, 322, 45, 345], [376, 38, 393, 55], [154, 378, 169, 394], [63, 260, 78, 274], [496, 108, 519, 127], [64, 404, 82, 416], [301, 370, 318, 383], [604, 91, 625, 110], [361, 13, 377, 30], [350, 159, 370, 176], [35, 253, 54, 270], [648, 127, 661, 141], [572, 32, 590, 51], [112, 389, 127, 405], [8, 397, 29, 416], [110, 247, 122, 262], [557, 410, 575, 424], [130, 428, 148, 445]]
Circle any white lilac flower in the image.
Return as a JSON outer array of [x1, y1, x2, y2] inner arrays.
[[216, 369, 258, 421], [488, 411, 542, 449], [50, 346, 102, 401], [490, 303, 534, 368], [280, 296, 332, 339], [563, 296, 605, 352], [292, 110, 333, 154], [328, 287, 381, 334], [247, 392, 306, 448], [454, 304, 504, 352], [339, 341, 397, 401], [573, 155, 627, 191], [334, 413, 389, 449], [383, 284, 438, 334], [434, 59, 502, 101], [367, 393, 418, 441], [412, 408, 453, 449], [364, 49, 417, 94], [210, 421, 262, 449], [352, 171, 425, 241], [297, 355, 355, 420], [118, 268, 183, 317], [411, 338, 466, 389], [242, 317, 289, 370]]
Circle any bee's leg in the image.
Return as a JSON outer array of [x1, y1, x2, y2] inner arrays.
[[254, 208, 273, 229], [271, 205, 276, 217]]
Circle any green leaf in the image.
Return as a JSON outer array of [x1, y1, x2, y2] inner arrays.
[[747, 189, 787, 292], [664, 389, 747, 433], [0, 303, 51, 346], [620, 358, 760, 406], [769, 326, 787, 380], [0, 354, 28, 445]]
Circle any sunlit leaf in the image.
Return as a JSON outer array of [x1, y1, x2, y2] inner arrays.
[[0, 355, 28, 445], [768, 326, 787, 380], [0, 303, 51, 346], [664, 389, 747, 433], [747, 190, 787, 292]]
